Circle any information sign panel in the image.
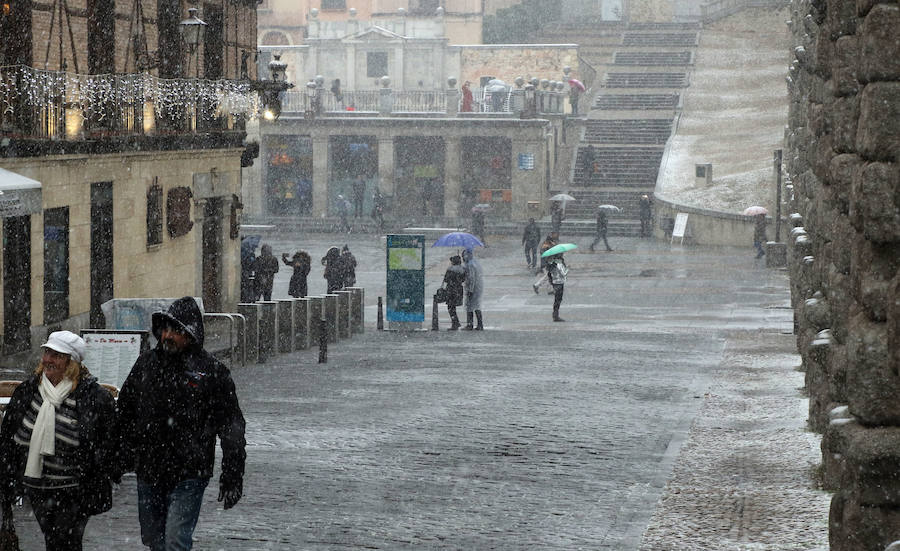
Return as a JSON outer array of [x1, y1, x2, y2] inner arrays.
[[385, 234, 425, 323], [81, 330, 149, 390]]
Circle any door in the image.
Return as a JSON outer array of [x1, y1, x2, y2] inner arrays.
[[90, 182, 113, 328], [3, 215, 31, 353], [202, 197, 223, 312]]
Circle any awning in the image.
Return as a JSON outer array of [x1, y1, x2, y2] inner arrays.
[[0, 168, 43, 217]]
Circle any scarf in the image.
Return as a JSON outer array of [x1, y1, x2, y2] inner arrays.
[[25, 375, 74, 478]]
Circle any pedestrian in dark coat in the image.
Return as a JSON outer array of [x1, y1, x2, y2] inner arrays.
[[547, 254, 569, 322], [352, 176, 366, 218], [550, 201, 565, 235], [639, 194, 653, 238], [590, 210, 613, 252], [753, 213, 767, 258], [340, 245, 357, 288], [522, 217, 541, 269], [471, 210, 486, 245], [282, 250, 311, 298], [0, 331, 119, 551], [537, 232, 559, 275], [582, 144, 596, 179], [252, 244, 279, 301], [322, 246, 343, 293], [117, 297, 246, 551], [441, 255, 466, 330]]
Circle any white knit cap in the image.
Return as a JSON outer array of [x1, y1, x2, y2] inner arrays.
[[41, 330, 86, 364]]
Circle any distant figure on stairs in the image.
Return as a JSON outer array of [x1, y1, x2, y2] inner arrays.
[[582, 145, 596, 181], [639, 194, 653, 238]]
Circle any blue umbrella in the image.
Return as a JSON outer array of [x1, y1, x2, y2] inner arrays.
[[432, 232, 484, 249]]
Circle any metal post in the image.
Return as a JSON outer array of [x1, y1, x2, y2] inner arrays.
[[431, 295, 439, 331], [318, 317, 327, 364], [377, 296, 384, 331], [774, 149, 783, 242]]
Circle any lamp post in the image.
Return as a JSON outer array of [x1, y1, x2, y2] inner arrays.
[[250, 53, 294, 121], [179, 7, 207, 78]]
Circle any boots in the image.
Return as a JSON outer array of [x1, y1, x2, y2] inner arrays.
[[449, 311, 460, 330], [475, 310, 484, 330], [553, 307, 565, 322], [463, 311, 474, 330]]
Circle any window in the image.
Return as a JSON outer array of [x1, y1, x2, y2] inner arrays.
[[411, 0, 440, 14], [43, 207, 69, 324], [166, 186, 194, 238], [367, 52, 388, 79], [321, 0, 345, 9], [147, 180, 163, 246]]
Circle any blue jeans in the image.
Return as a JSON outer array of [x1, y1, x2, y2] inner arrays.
[[138, 478, 209, 551]]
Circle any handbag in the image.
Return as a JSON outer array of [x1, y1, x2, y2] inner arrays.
[[434, 287, 448, 303], [0, 501, 20, 551]]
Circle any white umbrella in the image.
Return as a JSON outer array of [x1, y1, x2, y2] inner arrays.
[[549, 193, 576, 202], [597, 204, 621, 212]]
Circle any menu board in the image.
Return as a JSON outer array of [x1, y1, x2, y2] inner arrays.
[[81, 331, 149, 390]]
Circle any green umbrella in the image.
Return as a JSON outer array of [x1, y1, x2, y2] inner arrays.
[[541, 243, 577, 258]]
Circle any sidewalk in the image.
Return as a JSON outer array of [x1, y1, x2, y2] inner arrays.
[[4, 233, 830, 549]]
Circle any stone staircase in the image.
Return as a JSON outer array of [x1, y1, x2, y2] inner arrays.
[[583, 119, 673, 144]]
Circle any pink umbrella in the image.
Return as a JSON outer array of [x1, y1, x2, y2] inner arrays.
[[568, 78, 586, 92], [743, 206, 768, 216]]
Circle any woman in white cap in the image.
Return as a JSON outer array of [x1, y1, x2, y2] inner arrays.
[[0, 330, 119, 551]]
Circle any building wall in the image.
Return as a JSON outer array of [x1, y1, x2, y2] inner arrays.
[[0, 150, 243, 340], [784, 0, 900, 548], [458, 45, 578, 86]]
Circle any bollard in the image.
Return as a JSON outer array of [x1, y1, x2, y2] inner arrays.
[[318, 318, 327, 363], [237, 303, 260, 364], [276, 299, 294, 353], [377, 296, 384, 331], [431, 295, 439, 331], [292, 298, 311, 350], [335, 291, 352, 339], [257, 301, 278, 363]]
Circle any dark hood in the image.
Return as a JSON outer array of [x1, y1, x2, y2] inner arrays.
[[151, 296, 205, 347]]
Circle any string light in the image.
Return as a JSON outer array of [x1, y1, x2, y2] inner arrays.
[[0, 64, 264, 129]]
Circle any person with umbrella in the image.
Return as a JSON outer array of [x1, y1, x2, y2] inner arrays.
[[522, 217, 541, 269], [753, 212, 767, 258], [547, 252, 570, 322], [551, 201, 565, 235], [281, 249, 311, 298], [568, 78, 585, 115], [462, 248, 484, 330], [589, 209, 613, 252], [440, 255, 466, 330]]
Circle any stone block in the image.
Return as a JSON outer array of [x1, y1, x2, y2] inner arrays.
[[257, 301, 278, 363], [346, 287, 365, 334], [827, 268, 854, 342], [856, 82, 900, 162], [855, 0, 878, 18], [826, 0, 859, 39], [276, 299, 294, 354], [808, 101, 827, 136], [842, 425, 900, 506], [827, 342, 850, 402], [335, 291, 351, 339], [846, 314, 896, 424], [237, 303, 259, 365], [813, 133, 836, 183], [859, 4, 900, 83], [805, 294, 832, 329], [821, 411, 857, 490], [829, 94, 860, 153], [292, 298, 310, 350], [850, 162, 900, 241], [323, 294, 338, 343], [306, 296, 323, 345], [830, 491, 900, 551], [832, 35, 860, 97], [891, 275, 900, 378], [826, 153, 858, 213]]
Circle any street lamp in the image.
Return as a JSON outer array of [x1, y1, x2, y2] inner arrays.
[[251, 53, 294, 121], [179, 7, 207, 77]]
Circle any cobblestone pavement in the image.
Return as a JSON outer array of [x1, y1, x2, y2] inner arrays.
[[6, 233, 830, 549]]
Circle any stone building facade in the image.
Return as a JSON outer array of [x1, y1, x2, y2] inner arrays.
[[784, 0, 900, 547], [0, 0, 259, 357]]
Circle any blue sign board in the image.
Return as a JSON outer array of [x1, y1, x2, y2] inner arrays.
[[385, 234, 425, 322]]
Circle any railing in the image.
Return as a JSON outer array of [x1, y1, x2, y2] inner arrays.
[[0, 65, 256, 141], [700, 0, 788, 22]]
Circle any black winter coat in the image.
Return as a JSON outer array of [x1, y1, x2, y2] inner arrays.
[[117, 297, 246, 492], [442, 264, 466, 307], [0, 371, 118, 516]]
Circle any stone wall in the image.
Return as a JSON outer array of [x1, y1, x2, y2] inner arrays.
[[458, 45, 579, 87], [784, 0, 900, 548]]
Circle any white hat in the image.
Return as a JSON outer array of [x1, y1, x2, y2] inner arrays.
[[42, 330, 86, 364]]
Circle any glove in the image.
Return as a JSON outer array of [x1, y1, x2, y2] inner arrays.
[[217, 482, 242, 510]]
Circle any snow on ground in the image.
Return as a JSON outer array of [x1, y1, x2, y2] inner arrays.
[[659, 8, 792, 214]]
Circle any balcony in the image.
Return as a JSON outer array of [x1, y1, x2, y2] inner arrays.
[[0, 65, 258, 156]]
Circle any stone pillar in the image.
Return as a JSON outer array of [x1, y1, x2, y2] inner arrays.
[[444, 136, 461, 218], [307, 296, 324, 346], [292, 298, 311, 350], [378, 137, 395, 196], [323, 294, 339, 343], [257, 301, 277, 362], [347, 287, 365, 334], [276, 299, 294, 353], [312, 136, 329, 218], [237, 303, 260, 364], [335, 290, 352, 339], [446, 87, 459, 117]]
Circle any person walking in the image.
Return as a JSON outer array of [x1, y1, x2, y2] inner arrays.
[[754, 213, 767, 258], [581, 144, 596, 181], [0, 331, 119, 551], [441, 255, 466, 330], [116, 297, 246, 551], [336, 195, 351, 233], [547, 253, 569, 322], [282, 250, 311, 298], [339, 245, 357, 288], [462, 248, 484, 330], [252, 244, 279, 301], [639, 194, 653, 238], [550, 201, 565, 236], [589, 209, 613, 252], [536, 232, 559, 276], [351, 176, 366, 218], [461, 81, 474, 112], [371, 187, 386, 230], [321, 246, 344, 293], [522, 217, 541, 269]]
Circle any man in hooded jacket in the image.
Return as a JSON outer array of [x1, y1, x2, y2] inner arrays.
[[117, 296, 246, 551]]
